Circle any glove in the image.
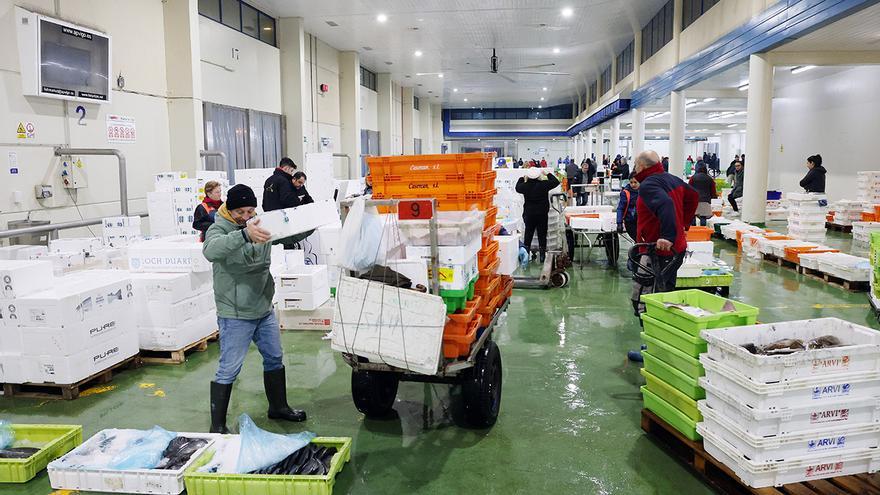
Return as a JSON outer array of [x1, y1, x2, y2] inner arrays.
[[617, 223, 624, 234]]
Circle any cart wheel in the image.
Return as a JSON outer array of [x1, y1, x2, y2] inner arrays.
[[550, 271, 567, 288], [462, 340, 502, 428], [718, 286, 730, 297], [351, 370, 399, 418]]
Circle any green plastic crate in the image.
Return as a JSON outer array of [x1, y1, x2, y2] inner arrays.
[[643, 351, 704, 401], [641, 289, 758, 336], [641, 314, 706, 357], [641, 369, 701, 421], [641, 387, 702, 441], [675, 273, 733, 289], [184, 437, 351, 495], [440, 275, 478, 314], [0, 424, 82, 483], [641, 333, 703, 379]]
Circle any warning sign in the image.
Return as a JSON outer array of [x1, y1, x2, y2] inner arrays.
[[16, 122, 26, 139], [25, 122, 35, 139], [106, 114, 136, 144]]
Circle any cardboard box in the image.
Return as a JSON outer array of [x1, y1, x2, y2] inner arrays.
[[130, 271, 213, 305], [275, 265, 329, 294], [19, 331, 139, 384], [0, 260, 55, 298], [11, 270, 134, 328], [253, 200, 339, 242], [20, 306, 134, 357], [128, 238, 210, 273], [277, 299, 335, 331], [138, 312, 217, 351], [135, 290, 215, 328]]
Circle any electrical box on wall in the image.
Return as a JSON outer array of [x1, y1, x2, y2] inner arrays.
[[61, 159, 87, 189]]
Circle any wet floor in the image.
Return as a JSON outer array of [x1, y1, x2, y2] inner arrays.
[[1, 229, 875, 494]]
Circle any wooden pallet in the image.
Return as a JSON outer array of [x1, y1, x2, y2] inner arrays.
[[2, 355, 141, 400], [799, 266, 869, 292], [826, 222, 854, 233], [641, 409, 880, 495], [139, 331, 219, 365]]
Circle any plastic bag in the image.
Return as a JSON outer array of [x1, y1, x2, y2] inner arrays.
[[109, 426, 176, 470], [338, 197, 385, 272], [235, 414, 316, 474], [0, 421, 14, 450]]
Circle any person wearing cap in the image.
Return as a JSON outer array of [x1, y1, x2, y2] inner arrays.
[[203, 184, 309, 433]]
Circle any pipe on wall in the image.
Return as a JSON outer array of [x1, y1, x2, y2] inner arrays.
[[54, 147, 128, 216]]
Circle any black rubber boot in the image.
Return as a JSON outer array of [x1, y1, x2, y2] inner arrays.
[[264, 367, 307, 422], [210, 381, 232, 434], [539, 251, 547, 264]]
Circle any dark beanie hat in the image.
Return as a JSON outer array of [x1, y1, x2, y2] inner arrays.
[[225, 184, 257, 210]]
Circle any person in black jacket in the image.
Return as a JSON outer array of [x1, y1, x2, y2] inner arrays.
[[289, 172, 314, 207], [193, 181, 223, 242], [688, 164, 717, 226], [262, 157, 298, 212], [516, 168, 560, 263], [800, 154, 826, 193]]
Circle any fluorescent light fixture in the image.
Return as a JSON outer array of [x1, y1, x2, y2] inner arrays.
[[739, 129, 746, 133], [538, 105, 543, 108], [702, 97, 717, 103], [376, 13, 388, 23], [540, 97, 545, 101], [686, 102, 699, 108], [414, 50, 423, 57], [661, 111, 670, 116], [562, 7, 574, 17], [738, 84, 749, 91], [791, 65, 816, 74], [686, 99, 697, 104], [553, 47, 561, 54], [453, 88, 458, 92], [463, 98, 468, 102], [727, 124, 737, 128], [714, 133, 721, 136], [542, 87, 548, 91], [734, 111, 747, 116], [438, 74, 444, 78]]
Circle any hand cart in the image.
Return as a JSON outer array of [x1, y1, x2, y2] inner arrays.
[[626, 242, 682, 316], [337, 198, 506, 428], [513, 193, 571, 289]]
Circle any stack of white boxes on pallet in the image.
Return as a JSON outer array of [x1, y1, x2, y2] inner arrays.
[[127, 236, 217, 351], [274, 265, 331, 330], [0, 245, 48, 261], [857, 171, 880, 206], [831, 200, 864, 227], [102, 216, 144, 247], [853, 222, 880, 246], [697, 319, 880, 488], [148, 171, 230, 237], [786, 193, 828, 242], [0, 261, 139, 385]]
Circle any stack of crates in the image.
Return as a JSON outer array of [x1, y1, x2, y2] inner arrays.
[[639, 290, 759, 441], [871, 232, 880, 302], [786, 193, 828, 242]]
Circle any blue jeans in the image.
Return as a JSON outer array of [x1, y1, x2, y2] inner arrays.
[[215, 313, 283, 384]]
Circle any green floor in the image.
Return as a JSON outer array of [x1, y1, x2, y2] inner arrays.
[[2, 230, 876, 494]]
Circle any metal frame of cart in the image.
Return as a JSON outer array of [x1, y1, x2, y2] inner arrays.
[[337, 198, 506, 428]]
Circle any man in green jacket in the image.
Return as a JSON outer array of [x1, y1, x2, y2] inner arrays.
[[204, 184, 306, 433]]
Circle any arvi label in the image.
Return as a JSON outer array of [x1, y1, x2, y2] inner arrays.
[[812, 383, 851, 400], [810, 408, 850, 424], [804, 461, 844, 478], [807, 435, 846, 452], [812, 355, 850, 371]]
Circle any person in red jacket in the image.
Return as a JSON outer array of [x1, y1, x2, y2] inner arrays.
[[628, 150, 699, 361]]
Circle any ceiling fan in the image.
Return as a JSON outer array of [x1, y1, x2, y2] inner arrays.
[[416, 48, 570, 83]]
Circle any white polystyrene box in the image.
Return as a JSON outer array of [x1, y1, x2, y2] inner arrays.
[[19, 331, 139, 384], [3, 245, 49, 260], [0, 246, 29, 260], [496, 235, 520, 276], [20, 305, 134, 357], [277, 299, 335, 331], [129, 271, 213, 305], [0, 321, 22, 352], [49, 238, 103, 255], [11, 270, 134, 328], [128, 238, 210, 273], [0, 353, 23, 383], [382, 259, 430, 288], [687, 241, 714, 264], [0, 260, 54, 298], [314, 223, 342, 255], [274, 265, 329, 294], [406, 235, 482, 265], [135, 290, 215, 329], [138, 313, 217, 351], [252, 200, 340, 242], [275, 283, 331, 311]]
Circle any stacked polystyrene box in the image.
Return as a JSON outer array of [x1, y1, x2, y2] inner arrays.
[[0, 245, 48, 261], [814, 253, 871, 283], [274, 265, 331, 314], [831, 200, 865, 226], [698, 319, 880, 488], [853, 222, 880, 245], [102, 216, 143, 247], [786, 193, 828, 242], [231, 167, 274, 212], [149, 171, 229, 237], [127, 236, 217, 351], [1, 262, 139, 385], [857, 171, 880, 205]]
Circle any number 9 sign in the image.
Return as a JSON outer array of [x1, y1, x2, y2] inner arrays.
[[397, 200, 433, 220]]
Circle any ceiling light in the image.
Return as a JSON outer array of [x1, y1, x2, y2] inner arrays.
[[727, 124, 737, 128], [538, 105, 543, 108], [542, 87, 548, 91], [438, 74, 444, 78], [714, 132, 722, 136], [414, 50, 423, 57], [553, 47, 560, 54], [376, 13, 388, 23], [791, 65, 815, 74], [734, 111, 747, 116], [463, 98, 468, 102], [686, 99, 697, 104], [540, 97, 545, 101], [702, 97, 717, 103], [263, 26, 273, 31], [738, 84, 749, 91], [739, 129, 746, 133], [561, 7, 574, 17], [453, 88, 458, 92]]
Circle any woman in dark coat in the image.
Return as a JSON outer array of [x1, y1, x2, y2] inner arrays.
[[799, 154, 826, 193], [516, 168, 560, 263]]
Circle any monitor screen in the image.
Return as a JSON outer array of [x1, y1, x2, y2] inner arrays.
[[39, 18, 109, 101]]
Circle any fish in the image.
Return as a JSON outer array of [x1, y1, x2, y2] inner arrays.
[[0, 447, 39, 459]]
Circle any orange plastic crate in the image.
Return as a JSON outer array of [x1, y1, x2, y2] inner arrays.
[[477, 294, 502, 327], [368, 153, 494, 177], [478, 241, 500, 269], [482, 224, 502, 249], [862, 211, 876, 222], [371, 189, 496, 212], [500, 275, 514, 300], [475, 275, 500, 300], [474, 273, 499, 293], [826, 214, 835, 222], [784, 246, 837, 264], [479, 258, 500, 277], [483, 206, 498, 229], [445, 302, 478, 336], [371, 171, 496, 196], [686, 226, 713, 242], [443, 317, 480, 358], [875, 205, 880, 218]]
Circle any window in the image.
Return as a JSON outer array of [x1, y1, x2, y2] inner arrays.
[[198, 0, 276, 47], [600, 65, 612, 95], [360, 66, 377, 91], [413, 96, 420, 111], [616, 41, 634, 82], [589, 81, 598, 104], [682, 0, 720, 29], [641, 0, 674, 63], [447, 105, 572, 121], [203, 102, 283, 178]]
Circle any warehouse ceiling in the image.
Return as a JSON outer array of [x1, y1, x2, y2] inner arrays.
[[252, 0, 667, 107]]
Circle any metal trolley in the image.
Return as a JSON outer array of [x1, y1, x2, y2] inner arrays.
[[337, 198, 506, 428]]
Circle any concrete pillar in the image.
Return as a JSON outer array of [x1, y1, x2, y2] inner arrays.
[[572, 136, 579, 163], [402, 87, 415, 155], [742, 54, 774, 224], [672, 0, 683, 64], [720, 133, 734, 165], [633, 30, 642, 88], [669, 90, 686, 176], [279, 17, 308, 165], [610, 117, 620, 158], [338, 51, 361, 179], [432, 104, 443, 154], [585, 130, 593, 160], [631, 108, 645, 156], [163, 0, 204, 174], [419, 101, 433, 155], [376, 73, 393, 156]]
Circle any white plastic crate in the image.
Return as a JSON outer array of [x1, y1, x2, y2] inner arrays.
[[701, 318, 880, 383], [397, 210, 485, 246], [699, 424, 880, 488], [48, 431, 217, 494], [799, 252, 841, 271], [786, 193, 828, 202], [816, 254, 871, 282], [700, 355, 880, 410], [701, 378, 880, 437]]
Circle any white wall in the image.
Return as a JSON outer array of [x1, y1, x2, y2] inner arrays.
[[679, 0, 771, 61], [769, 66, 880, 202], [199, 17, 281, 114], [360, 86, 378, 132], [516, 140, 572, 162], [391, 82, 402, 154], [639, 42, 677, 86], [0, 0, 171, 235]]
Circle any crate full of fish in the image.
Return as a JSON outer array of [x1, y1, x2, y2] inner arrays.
[[0, 422, 82, 483], [640, 289, 759, 336], [48, 427, 216, 494], [183, 415, 351, 495], [700, 318, 880, 383]]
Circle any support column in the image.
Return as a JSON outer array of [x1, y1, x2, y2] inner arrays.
[[163, 0, 204, 174], [279, 17, 308, 165], [669, 90, 686, 176], [720, 133, 734, 165], [742, 54, 773, 224], [610, 117, 620, 158], [402, 87, 415, 155], [585, 130, 593, 160], [572, 136, 579, 163], [432, 104, 443, 154], [338, 51, 361, 179], [672, 0, 683, 64], [631, 108, 645, 156], [419, 101, 433, 156], [377, 74, 393, 156], [633, 30, 642, 88]]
